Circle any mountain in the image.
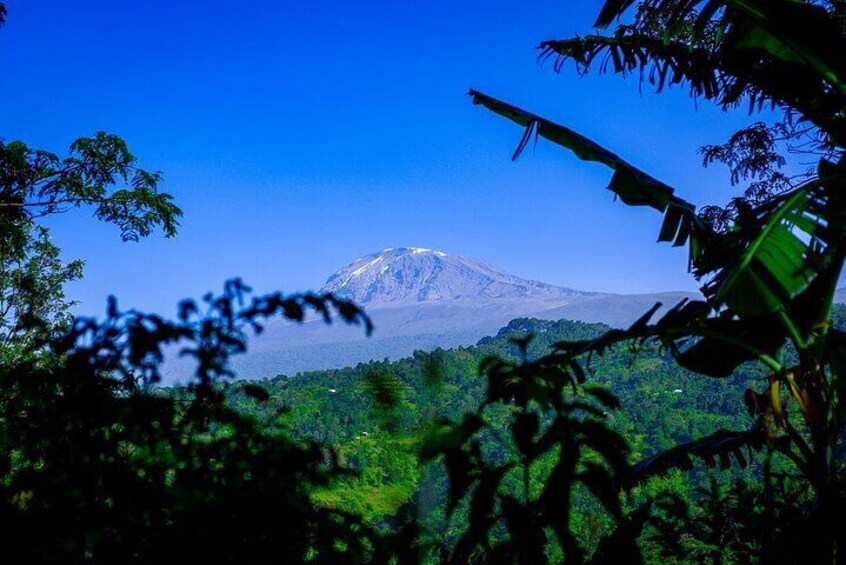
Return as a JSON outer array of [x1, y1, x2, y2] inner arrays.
[[203, 247, 700, 381], [837, 287, 846, 304], [321, 247, 588, 305]]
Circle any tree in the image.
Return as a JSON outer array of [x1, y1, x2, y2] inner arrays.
[[0, 2, 181, 356], [0, 131, 182, 353], [460, 0, 845, 561], [0, 279, 390, 562], [0, 132, 181, 254], [0, 225, 83, 362]]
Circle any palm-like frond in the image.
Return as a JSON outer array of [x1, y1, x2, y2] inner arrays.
[[471, 86, 846, 320], [539, 35, 722, 98], [469, 90, 709, 254], [466, 2, 846, 550], [626, 424, 765, 486], [544, 298, 785, 378], [548, 0, 846, 147], [700, 175, 846, 316]]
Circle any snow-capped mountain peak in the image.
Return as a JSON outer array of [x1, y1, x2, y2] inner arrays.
[[320, 247, 588, 306]]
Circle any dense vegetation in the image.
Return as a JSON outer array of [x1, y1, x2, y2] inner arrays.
[[1, 0, 845, 562], [227, 311, 830, 560]]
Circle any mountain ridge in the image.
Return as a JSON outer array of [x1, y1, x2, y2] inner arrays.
[[321, 247, 591, 306], [208, 247, 705, 380]]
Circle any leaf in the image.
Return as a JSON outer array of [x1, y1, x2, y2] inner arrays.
[[628, 302, 662, 332], [469, 465, 510, 528], [594, 0, 637, 28], [706, 178, 846, 316], [578, 461, 622, 517], [583, 384, 621, 410], [241, 383, 270, 403], [541, 439, 583, 562], [675, 315, 785, 377], [513, 411, 539, 459], [420, 415, 483, 460], [725, 0, 846, 99], [469, 90, 707, 254], [627, 425, 764, 488]]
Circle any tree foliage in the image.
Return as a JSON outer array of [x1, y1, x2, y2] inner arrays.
[[419, 339, 630, 563], [0, 133, 181, 253], [0, 281, 386, 562], [460, 0, 846, 561], [0, 3, 182, 357]]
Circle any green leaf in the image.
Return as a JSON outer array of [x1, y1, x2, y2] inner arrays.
[[708, 178, 846, 316], [675, 316, 785, 377], [627, 426, 764, 487], [469, 90, 707, 255], [583, 384, 621, 410], [725, 0, 846, 99], [578, 461, 622, 517]]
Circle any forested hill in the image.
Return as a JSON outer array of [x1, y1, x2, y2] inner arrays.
[[232, 313, 765, 448], [222, 307, 846, 537]]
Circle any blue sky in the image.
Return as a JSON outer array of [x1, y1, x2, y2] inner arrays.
[[0, 0, 779, 316]]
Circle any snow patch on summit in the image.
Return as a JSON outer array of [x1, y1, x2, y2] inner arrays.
[[410, 247, 447, 256]]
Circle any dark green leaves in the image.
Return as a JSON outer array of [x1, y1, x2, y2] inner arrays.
[[627, 425, 764, 486], [0, 280, 384, 562], [1, 133, 182, 256], [725, 0, 846, 98], [704, 177, 846, 317], [675, 316, 785, 377], [424, 338, 630, 562], [469, 89, 707, 255], [73, 279, 372, 387]]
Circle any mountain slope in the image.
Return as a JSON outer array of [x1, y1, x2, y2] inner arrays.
[[214, 248, 700, 379], [322, 247, 589, 305]]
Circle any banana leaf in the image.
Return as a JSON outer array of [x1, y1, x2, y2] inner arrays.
[[469, 90, 706, 252]]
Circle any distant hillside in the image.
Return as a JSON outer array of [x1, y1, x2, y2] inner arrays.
[[231, 314, 760, 448], [225, 314, 767, 527]]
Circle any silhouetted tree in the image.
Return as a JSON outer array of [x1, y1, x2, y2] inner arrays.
[[0, 279, 388, 562]]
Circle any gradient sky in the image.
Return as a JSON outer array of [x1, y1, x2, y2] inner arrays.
[[0, 0, 789, 316]]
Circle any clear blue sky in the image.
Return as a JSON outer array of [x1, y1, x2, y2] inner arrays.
[[0, 0, 781, 316]]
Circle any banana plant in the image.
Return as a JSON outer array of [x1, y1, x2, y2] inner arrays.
[[470, 0, 845, 560]]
